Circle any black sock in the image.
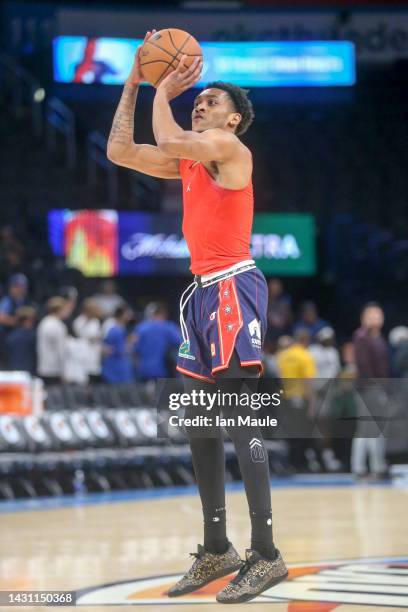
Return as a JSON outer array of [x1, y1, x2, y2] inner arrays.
[[203, 505, 229, 553], [250, 510, 276, 559]]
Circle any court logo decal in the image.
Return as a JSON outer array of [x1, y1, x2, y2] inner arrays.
[[76, 556, 408, 607]]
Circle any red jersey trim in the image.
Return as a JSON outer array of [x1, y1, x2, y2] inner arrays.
[[212, 360, 263, 376], [240, 360, 264, 376], [216, 277, 243, 372], [176, 366, 215, 384]]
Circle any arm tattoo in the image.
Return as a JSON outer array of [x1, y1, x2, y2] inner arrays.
[[108, 84, 139, 146]]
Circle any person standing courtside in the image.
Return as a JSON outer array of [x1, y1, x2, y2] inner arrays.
[[102, 306, 133, 384], [0, 274, 29, 366], [73, 299, 103, 383], [133, 302, 181, 380], [5, 306, 37, 374], [107, 30, 288, 603], [351, 302, 390, 480], [37, 297, 74, 385], [276, 330, 318, 471]]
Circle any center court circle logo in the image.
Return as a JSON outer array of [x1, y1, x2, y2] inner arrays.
[[76, 556, 408, 607]]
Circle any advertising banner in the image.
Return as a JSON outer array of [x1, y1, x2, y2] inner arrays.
[[48, 210, 316, 277], [53, 37, 355, 87]]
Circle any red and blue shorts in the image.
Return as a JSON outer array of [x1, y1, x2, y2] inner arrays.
[[177, 267, 268, 382]]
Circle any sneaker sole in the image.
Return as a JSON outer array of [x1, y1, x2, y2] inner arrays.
[[167, 562, 243, 598], [216, 570, 289, 604]]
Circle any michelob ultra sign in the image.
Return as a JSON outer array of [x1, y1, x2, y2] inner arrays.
[[48, 210, 316, 277]]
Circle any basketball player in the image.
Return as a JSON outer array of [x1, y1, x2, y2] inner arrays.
[[107, 31, 288, 603]]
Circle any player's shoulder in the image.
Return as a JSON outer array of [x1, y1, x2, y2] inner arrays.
[[205, 128, 251, 158], [204, 128, 244, 145], [202, 128, 234, 141]]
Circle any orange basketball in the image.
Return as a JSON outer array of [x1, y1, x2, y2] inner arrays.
[[140, 28, 202, 87]]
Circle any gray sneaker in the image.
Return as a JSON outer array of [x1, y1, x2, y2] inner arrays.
[[167, 543, 242, 597], [216, 548, 288, 604]]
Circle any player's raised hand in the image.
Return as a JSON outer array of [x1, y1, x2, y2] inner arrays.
[[126, 30, 156, 86], [157, 55, 203, 100]]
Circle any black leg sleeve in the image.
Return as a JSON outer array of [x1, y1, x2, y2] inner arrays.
[[183, 376, 229, 554], [215, 352, 276, 559]]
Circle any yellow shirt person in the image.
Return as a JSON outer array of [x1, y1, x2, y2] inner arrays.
[[276, 336, 317, 401]]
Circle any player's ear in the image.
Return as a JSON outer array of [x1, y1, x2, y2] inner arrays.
[[228, 113, 241, 130]]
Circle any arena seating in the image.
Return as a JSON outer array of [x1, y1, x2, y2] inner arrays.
[[0, 382, 290, 500]]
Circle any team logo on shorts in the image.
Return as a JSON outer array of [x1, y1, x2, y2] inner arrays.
[[210, 311, 216, 321], [178, 341, 195, 361], [248, 319, 262, 348]]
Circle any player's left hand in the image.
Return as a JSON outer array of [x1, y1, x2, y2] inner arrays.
[[157, 55, 202, 100]]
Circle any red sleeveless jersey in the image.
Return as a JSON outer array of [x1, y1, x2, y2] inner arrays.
[[179, 159, 254, 275]]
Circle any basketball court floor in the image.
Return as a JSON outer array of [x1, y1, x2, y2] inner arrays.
[[1, 476, 407, 611]]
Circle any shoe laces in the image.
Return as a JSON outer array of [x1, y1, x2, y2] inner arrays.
[[189, 546, 205, 561], [190, 551, 201, 560], [184, 549, 205, 578], [231, 558, 252, 584]]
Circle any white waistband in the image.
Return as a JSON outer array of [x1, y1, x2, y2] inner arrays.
[[199, 260, 255, 283]]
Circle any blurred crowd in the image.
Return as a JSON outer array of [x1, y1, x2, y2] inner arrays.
[[0, 275, 182, 385], [1, 265, 407, 479], [263, 279, 407, 480]]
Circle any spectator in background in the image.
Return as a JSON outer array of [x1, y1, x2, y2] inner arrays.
[[351, 302, 390, 480], [0, 273, 29, 331], [330, 342, 359, 470], [5, 306, 37, 374], [0, 274, 29, 365], [310, 327, 341, 381], [389, 326, 408, 377], [0, 226, 24, 259], [64, 335, 92, 385], [102, 305, 133, 384], [92, 280, 124, 319], [37, 297, 74, 385], [276, 329, 318, 471], [73, 298, 103, 383], [266, 278, 293, 342], [263, 335, 292, 378], [0, 227, 25, 282], [293, 301, 329, 341], [276, 329, 316, 394], [310, 327, 342, 472], [340, 341, 357, 377], [353, 303, 390, 378], [101, 312, 116, 337], [388, 327, 408, 449], [134, 302, 182, 380], [262, 343, 279, 378]]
